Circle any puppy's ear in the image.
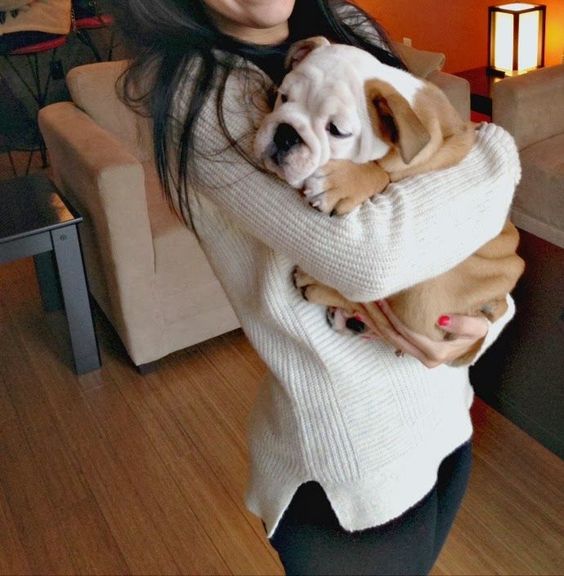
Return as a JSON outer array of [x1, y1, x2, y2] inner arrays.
[[365, 79, 430, 164], [285, 36, 330, 70]]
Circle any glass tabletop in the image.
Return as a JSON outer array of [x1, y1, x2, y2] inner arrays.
[[0, 174, 81, 244]]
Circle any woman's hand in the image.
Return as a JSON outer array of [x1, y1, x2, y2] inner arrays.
[[359, 300, 489, 368]]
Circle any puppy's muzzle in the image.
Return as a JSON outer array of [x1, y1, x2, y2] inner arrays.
[[272, 123, 304, 165]]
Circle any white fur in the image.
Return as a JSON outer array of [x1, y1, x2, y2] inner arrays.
[[254, 43, 426, 187]]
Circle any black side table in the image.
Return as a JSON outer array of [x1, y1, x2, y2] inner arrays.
[[0, 174, 101, 374], [454, 66, 505, 119]]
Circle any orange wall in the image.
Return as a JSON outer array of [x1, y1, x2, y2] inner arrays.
[[354, 0, 564, 73]]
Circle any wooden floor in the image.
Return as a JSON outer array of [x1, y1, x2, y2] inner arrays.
[[1, 155, 563, 575]]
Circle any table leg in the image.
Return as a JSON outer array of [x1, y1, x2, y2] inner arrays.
[[33, 251, 63, 312], [51, 225, 101, 374]]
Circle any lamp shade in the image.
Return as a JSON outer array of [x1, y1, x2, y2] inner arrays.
[[488, 3, 546, 76]]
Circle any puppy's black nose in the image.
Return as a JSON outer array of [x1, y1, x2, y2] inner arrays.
[[273, 123, 303, 154]]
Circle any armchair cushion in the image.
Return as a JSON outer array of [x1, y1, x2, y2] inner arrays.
[[427, 70, 470, 121], [143, 161, 242, 347], [391, 42, 446, 79], [65, 61, 154, 163]]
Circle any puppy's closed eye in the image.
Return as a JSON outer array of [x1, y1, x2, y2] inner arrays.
[[326, 122, 352, 138]]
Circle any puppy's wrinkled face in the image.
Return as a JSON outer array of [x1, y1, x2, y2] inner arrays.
[[254, 42, 392, 188]]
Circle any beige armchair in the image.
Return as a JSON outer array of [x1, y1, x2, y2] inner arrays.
[[38, 49, 469, 371], [493, 64, 564, 249], [38, 61, 240, 371]]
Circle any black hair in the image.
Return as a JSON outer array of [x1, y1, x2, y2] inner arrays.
[[113, 0, 405, 224]]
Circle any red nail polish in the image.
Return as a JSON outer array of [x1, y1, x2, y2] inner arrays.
[[438, 315, 451, 327]]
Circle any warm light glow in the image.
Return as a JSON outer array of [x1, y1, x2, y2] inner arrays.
[[490, 3, 545, 74], [518, 10, 540, 70], [502, 2, 536, 10], [494, 12, 515, 71]]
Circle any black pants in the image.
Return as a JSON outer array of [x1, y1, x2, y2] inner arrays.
[[269, 442, 472, 576]]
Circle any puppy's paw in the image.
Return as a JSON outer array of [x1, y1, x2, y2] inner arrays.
[[326, 306, 358, 332], [303, 162, 359, 216], [292, 266, 318, 300], [292, 266, 343, 306], [303, 160, 390, 216], [302, 168, 332, 213], [304, 189, 365, 216], [327, 307, 381, 340]]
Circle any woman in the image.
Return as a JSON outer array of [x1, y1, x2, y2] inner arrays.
[[114, 1, 520, 574]]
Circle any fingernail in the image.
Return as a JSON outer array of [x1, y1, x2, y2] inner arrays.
[[438, 315, 451, 327]]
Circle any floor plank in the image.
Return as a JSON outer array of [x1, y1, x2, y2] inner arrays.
[[0, 458, 33, 575], [109, 357, 280, 575], [433, 399, 564, 576]]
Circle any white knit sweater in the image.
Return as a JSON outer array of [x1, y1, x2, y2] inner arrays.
[[172, 59, 521, 537]]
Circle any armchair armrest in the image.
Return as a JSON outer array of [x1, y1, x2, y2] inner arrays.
[[38, 102, 162, 352], [428, 70, 471, 121], [492, 64, 564, 150]]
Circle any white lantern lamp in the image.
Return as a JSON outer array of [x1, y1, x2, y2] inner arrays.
[[488, 3, 546, 77]]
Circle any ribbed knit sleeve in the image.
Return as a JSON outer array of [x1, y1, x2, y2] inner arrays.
[[180, 68, 520, 303]]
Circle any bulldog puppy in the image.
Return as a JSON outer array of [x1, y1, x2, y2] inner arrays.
[[255, 36, 477, 214], [254, 37, 524, 365]]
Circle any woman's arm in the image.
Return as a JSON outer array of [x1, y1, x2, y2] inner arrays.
[[183, 70, 520, 303]]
